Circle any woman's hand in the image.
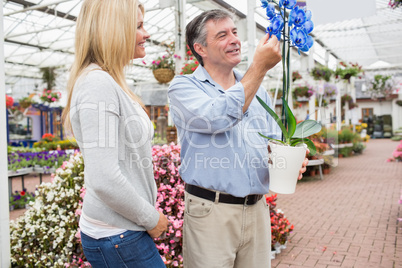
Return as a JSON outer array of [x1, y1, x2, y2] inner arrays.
[[147, 211, 168, 238]]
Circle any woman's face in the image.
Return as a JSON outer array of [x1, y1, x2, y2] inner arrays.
[[133, 9, 150, 59]]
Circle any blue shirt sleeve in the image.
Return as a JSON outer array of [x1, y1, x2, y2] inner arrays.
[[168, 75, 246, 134]]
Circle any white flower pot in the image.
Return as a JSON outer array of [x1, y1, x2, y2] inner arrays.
[[275, 244, 281, 254], [270, 251, 276, 259], [268, 141, 307, 194]]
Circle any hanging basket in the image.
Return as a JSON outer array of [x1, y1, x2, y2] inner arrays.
[[153, 68, 175, 84]]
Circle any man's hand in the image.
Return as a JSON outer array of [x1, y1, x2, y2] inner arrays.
[[253, 34, 282, 73], [298, 149, 310, 180], [241, 33, 281, 113], [147, 211, 168, 238]]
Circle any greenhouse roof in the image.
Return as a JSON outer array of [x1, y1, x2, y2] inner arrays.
[[3, 0, 402, 99]]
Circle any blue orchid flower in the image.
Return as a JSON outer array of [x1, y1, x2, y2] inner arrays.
[[288, 6, 298, 27], [290, 28, 307, 48], [266, 15, 284, 40], [305, 10, 312, 21], [303, 19, 314, 34], [293, 8, 307, 28], [265, 3, 276, 19], [279, 0, 297, 9], [261, 0, 274, 8], [261, 0, 269, 8], [300, 35, 314, 53]]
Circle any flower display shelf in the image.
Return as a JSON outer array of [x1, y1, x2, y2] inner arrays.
[[8, 167, 33, 176], [323, 149, 335, 155], [332, 143, 353, 149], [8, 168, 32, 198], [33, 166, 55, 174], [306, 159, 324, 180], [153, 68, 174, 84]]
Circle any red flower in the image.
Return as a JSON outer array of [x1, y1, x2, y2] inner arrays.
[[20, 191, 26, 196], [6, 95, 14, 108]]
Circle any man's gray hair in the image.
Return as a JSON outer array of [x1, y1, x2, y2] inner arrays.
[[186, 9, 235, 66]]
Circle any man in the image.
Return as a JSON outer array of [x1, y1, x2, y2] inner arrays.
[[168, 9, 307, 268]]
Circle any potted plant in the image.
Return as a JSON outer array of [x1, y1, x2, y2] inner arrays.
[[259, 0, 320, 194], [335, 61, 363, 82], [18, 96, 34, 109], [6, 94, 14, 109], [292, 70, 302, 82], [270, 88, 283, 100], [292, 84, 314, 99], [151, 41, 177, 84], [180, 45, 200, 75], [151, 54, 176, 83], [266, 194, 294, 254], [322, 83, 337, 99], [310, 66, 333, 82], [180, 59, 199, 75], [9, 189, 35, 209], [366, 74, 395, 100], [389, 0, 402, 9], [40, 89, 61, 103]]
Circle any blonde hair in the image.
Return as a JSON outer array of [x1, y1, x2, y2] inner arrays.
[[62, 0, 144, 134]]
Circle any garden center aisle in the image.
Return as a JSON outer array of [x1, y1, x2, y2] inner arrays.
[[271, 139, 402, 268]]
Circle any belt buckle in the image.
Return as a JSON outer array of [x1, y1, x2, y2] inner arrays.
[[244, 195, 250, 206]]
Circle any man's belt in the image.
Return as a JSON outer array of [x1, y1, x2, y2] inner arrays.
[[185, 184, 263, 206]]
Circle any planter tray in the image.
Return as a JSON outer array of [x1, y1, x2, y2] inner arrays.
[[323, 149, 335, 156], [307, 159, 324, 166], [332, 143, 353, 149]]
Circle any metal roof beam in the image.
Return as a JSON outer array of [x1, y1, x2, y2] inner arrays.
[[5, 23, 75, 39], [4, 39, 74, 54], [5, 0, 77, 21]]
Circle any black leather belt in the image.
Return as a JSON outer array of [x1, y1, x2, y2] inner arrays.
[[185, 184, 263, 206]]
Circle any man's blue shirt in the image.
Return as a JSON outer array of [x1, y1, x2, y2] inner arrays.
[[168, 65, 280, 197]]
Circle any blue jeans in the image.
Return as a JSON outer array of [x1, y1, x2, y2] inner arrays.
[[81, 230, 166, 268]]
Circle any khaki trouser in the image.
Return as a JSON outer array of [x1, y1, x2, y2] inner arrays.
[[183, 192, 271, 268]]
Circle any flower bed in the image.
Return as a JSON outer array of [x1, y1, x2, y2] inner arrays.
[[10, 144, 293, 267], [9, 189, 35, 210], [8, 150, 71, 172], [266, 194, 294, 259]]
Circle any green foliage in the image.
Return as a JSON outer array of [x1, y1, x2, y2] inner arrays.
[[310, 66, 333, 82], [256, 96, 321, 155], [9, 190, 35, 209], [18, 96, 35, 109], [339, 146, 354, 157], [335, 62, 363, 81], [270, 88, 283, 99], [33, 139, 79, 150], [352, 142, 365, 154], [40, 67, 57, 90]]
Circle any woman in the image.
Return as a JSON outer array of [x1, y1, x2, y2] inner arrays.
[[62, 0, 168, 267]]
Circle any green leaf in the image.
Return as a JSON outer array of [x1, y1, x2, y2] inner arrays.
[[283, 98, 296, 139], [291, 138, 317, 155], [256, 96, 289, 140], [258, 133, 286, 145], [293, 120, 322, 138]]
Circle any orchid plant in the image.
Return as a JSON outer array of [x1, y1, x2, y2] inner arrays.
[[258, 0, 320, 154]]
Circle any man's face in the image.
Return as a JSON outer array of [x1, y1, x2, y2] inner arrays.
[[201, 17, 241, 70]]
